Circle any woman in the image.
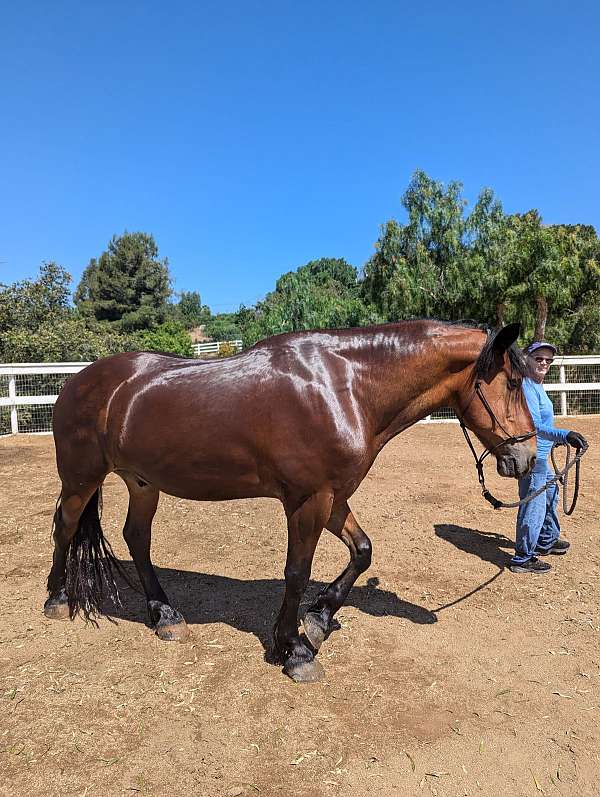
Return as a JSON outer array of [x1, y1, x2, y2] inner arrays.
[[510, 342, 588, 574]]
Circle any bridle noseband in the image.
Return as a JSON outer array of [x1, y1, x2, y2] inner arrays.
[[459, 380, 586, 512]]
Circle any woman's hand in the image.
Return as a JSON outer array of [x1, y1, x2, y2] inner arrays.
[[566, 431, 589, 451]]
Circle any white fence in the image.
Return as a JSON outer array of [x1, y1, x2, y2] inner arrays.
[[192, 340, 243, 356], [2, 355, 600, 436], [426, 355, 600, 422], [0, 362, 91, 436]]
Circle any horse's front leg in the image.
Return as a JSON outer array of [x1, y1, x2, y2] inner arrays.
[[302, 501, 372, 651], [120, 476, 190, 642], [274, 490, 334, 682]]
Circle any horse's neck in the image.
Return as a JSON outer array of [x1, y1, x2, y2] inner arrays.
[[354, 326, 483, 445]]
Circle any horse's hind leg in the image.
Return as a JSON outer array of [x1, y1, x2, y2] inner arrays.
[[44, 481, 107, 620], [302, 501, 372, 651], [274, 490, 333, 683], [120, 474, 190, 642]]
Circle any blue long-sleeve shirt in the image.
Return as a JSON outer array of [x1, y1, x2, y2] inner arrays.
[[522, 377, 570, 471]]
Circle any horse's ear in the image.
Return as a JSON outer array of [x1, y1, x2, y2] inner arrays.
[[492, 323, 521, 354], [478, 323, 522, 382]]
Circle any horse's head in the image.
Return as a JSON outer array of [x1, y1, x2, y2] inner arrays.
[[460, 323, 536, 478]]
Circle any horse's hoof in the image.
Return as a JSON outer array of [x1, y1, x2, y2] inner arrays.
[[284, 658, 325, 683], [302, 612, 327, 651], [149, 601, 189, 642], [156, 621, 190, 642], [43, 597, 70, 620], [44, 588, 70, 619]]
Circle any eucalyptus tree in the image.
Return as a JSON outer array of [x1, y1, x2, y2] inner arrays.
[[501, 212, 585, 343], [464, 188, 515, 327], [543, 223, 600, 352], [363, 171, 492, 322]]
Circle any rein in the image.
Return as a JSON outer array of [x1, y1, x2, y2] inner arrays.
[[459, 381, 587, 512], [551, 444, 584, 516]]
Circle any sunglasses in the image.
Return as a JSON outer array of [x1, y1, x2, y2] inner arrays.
[[533, 356, 554, 364]]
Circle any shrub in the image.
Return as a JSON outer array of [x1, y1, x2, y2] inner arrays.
[[217, 341, 238, 358]]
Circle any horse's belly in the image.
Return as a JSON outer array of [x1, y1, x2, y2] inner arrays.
[[115, 442, 279, 501], [112, 411, 283, 499], [147, 471, 277, 502]]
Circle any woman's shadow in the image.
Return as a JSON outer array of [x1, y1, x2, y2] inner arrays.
[[106, 565, 437, 652], [434, 523, 514, 569]]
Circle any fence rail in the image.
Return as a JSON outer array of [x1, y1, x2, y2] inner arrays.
[[2, 355, 600, 436], [427, 356, 600, 422], [0, 362, 92, 436], [192, 340, 243, 356]]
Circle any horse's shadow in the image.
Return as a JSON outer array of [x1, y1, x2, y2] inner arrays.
[[434, 523, 514, 569], [106, 564, 437, 649], [103, 526, 513, 647]]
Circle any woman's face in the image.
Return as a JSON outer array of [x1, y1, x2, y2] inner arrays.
[[527, 346, 555, 383]]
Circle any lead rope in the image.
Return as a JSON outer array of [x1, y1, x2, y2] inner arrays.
[[460, 417, 587, 512], [551, 443, 582, 516]]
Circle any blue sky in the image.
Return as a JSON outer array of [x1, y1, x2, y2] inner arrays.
[[1, 1, 598, 312]]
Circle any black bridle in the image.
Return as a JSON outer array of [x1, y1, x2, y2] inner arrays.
[[459, 380, 586, 512]]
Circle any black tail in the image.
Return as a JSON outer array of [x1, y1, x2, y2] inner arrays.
[[62, 488, 122, 623]]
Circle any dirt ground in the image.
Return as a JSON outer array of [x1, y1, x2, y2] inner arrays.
[[1, 419, 599, 797]]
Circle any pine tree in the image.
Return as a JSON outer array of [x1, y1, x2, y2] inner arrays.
[[75, 232, 171, 330]]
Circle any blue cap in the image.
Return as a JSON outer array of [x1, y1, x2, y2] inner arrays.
[[526, 341, 557, 355]]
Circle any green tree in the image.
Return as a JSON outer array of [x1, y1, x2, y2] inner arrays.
[[536, 224, 600, 352], [134, 321, 193, 356], [363, 171, 478, 321], [169, 290, 211, 329], [362, 219, 415, 319], [362, 171, 600, 350], [300, 257, 360, 290], [204, 312, 244, 342], [463, 188, 515, 326], [1, 316, 138, 362], [0, 261, 71, 335], [500, 213, 586, 343], [75, 232, 171, 331], [0, 262, 79, 361], [237, 258, 376, 345], [0, 261, 150, 362]]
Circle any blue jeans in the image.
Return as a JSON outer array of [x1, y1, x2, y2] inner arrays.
[[512, 463, 560, 565]]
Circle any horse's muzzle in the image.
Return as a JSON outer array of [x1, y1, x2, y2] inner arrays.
[[496, 443, 536, 478]]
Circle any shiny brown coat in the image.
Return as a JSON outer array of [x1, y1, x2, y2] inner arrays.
[[46, 320, 535, 681]]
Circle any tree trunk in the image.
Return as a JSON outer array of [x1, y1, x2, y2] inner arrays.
[[495, 301, 505, 328], [534, 295, 548, 341]]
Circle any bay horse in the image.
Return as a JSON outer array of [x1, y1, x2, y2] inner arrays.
[[45, 320, 535, 682]]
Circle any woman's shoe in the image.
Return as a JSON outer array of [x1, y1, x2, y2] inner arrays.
[[535, 539, 571, 556], [509, 557, 552, 574]]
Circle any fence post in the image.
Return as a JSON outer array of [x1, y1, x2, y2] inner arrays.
[[559, 365, 567, 416], [8, 375, 18, 434]]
